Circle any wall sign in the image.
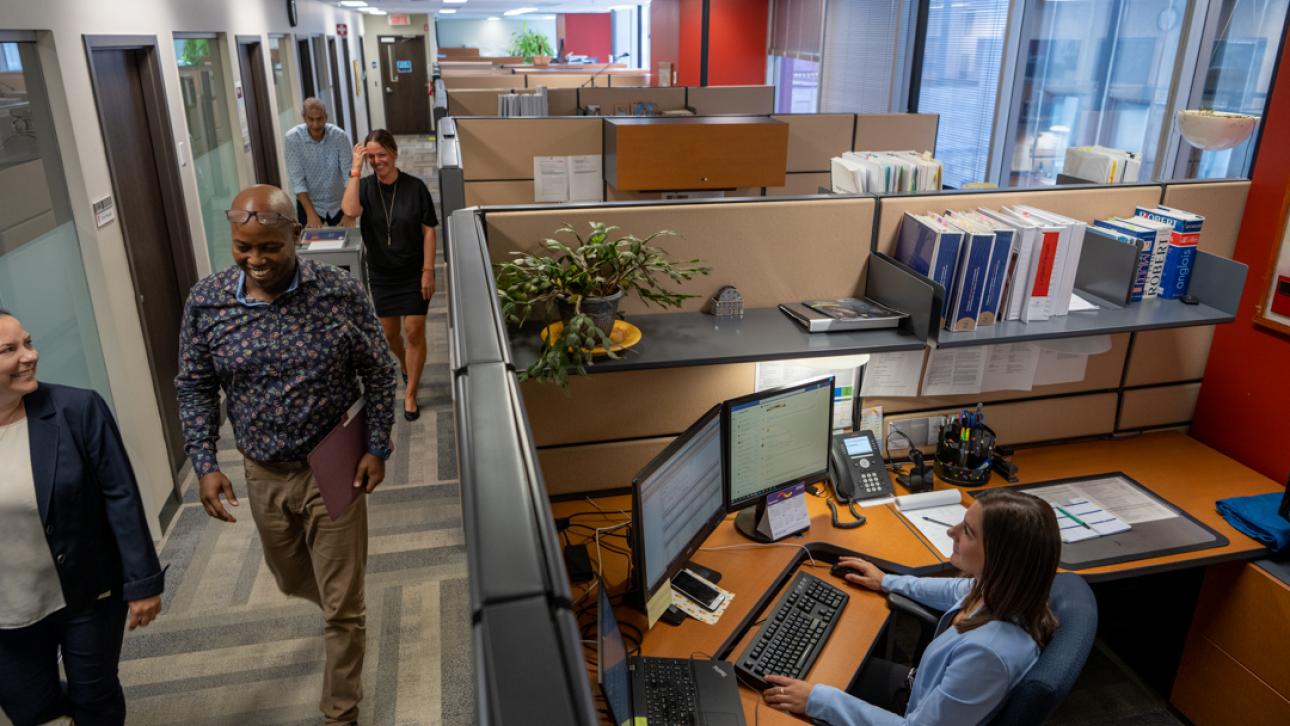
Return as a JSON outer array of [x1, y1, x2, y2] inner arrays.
[[389, 14, 411, 25], [396, 60, 413, 74], [92, 195, 116, 228], [336, 23, 348, 37]]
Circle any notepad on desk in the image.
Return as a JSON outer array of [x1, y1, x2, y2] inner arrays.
[[1052, 498, 1131, 543], [894, 489, 966, 559]]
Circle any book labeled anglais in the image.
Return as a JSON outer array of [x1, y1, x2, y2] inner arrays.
[[1135, 206, 1203, 299], [779, 297, 907, 332]]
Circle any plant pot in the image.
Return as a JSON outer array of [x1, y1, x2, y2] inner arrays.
[[559, 290, 624, 337], [532, 55, 551, 66], [1175, 109, 1259, 150]]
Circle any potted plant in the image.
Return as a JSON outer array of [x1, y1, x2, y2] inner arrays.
[[509, 25, 555, 65], [496, 222, 711, 387]]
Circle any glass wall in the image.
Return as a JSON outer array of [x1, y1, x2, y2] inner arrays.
[[175, 37, 240, 271], [0, 41, 111, 400], [773, 56, 821, 112], [820, 0, 910, 115], [312, 36, 335, 118], [1182, 0, 1289, 178], [768, 0, 824, 114], [269, 35, 298, 138], [916, 0, 1010, 187]]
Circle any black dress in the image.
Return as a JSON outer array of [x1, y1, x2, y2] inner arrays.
[[358, 170, 438, 317]]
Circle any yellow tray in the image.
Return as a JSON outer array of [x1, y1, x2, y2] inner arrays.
[[540, 319, 642, 356]]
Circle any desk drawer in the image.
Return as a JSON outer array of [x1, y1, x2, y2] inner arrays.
[[1172, 632, 1290, 726], [1188, 562, 1290, 696]]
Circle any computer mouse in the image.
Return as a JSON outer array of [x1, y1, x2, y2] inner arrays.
[[829, 563, 854, 579]]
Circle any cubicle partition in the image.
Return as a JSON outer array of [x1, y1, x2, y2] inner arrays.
[[440, 84, 778, 123]]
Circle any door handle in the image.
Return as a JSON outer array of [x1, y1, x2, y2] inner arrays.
[[385, 87, 393, 93]]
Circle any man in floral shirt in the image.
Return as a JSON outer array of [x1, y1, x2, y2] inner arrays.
[[176, 184, 395, 725]]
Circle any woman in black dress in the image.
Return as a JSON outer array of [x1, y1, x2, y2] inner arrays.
[[341, 129, 438, 420]]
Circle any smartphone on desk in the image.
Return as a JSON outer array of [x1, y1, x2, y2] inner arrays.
[[830, 430, 894, 502], [671, 569, 725, 611]]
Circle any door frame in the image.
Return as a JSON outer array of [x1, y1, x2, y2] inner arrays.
[[327, 36, 347, 137], [236, 34, 282, 186], [82, 34, 198, 488], [341, 37, 359, 140]]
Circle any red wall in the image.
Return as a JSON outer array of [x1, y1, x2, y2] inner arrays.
[[560, 13, 613, 62], [678, 0, 704, 86], [1190, 35, 1290, 484], [651, 0, 768, 87]]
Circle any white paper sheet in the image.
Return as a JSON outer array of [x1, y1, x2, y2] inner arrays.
[[568, 154, 603, 202], [981, 343, 1040, 392], [859, 350, 925, 398], [533, 155, 569, 202], [1050, 498, 1132, 543], [1068, 293, 1100, 312], [921, 347, 987, 396], [859, 405, 884, 450], [304, 240, 347, 251], [1037, 334, 1112, 355], [1032, 350, 1088, 386], [755, 361, 857, 430], [896, 495, 967, 559], [1028, 477, 1177, 524]]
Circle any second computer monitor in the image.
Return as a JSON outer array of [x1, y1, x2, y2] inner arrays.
[[724, 377, 834, 540]]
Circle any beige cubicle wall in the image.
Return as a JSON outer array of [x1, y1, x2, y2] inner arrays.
[[522, 73, 601, 88], [608, 73, 650, 87], [456, 117, 602, 208], [442, 75, 526, 90], [854, 113, 940, 152], [446, 87, 578, 117], [479, 181, 1249, 496], [686, 85, 774, 115], [578, 86, 687, 113]]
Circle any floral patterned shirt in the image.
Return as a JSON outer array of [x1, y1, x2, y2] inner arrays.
[[176, 259, 396, 476]]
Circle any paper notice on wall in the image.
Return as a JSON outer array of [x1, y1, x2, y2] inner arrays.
[[1032, 349, 1088, 386], [921, 347, 987, 396], [568, 155, 603, 202], [755, 361, 857, 430], [981, 343, 1040, 392], [859, 349, 925, 398], [533, 156, 569, 202]]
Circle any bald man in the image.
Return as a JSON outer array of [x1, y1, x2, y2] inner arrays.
[[285, 98, 353, 228], [175, 185, 395, 725]]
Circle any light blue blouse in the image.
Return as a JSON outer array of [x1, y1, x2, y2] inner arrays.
[[805, 575, 1040, 726]]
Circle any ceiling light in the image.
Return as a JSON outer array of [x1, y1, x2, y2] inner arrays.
[[444, 0, 469, 3], [338, 1, 368, 7], [537, 15, 556, 19], [363, 8, 387, 15], [488, 16, 500, 21], [503, 7, 538, 15], [439, 8, 457, 13]]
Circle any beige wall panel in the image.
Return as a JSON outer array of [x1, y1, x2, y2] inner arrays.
[[457, 117, 602, 180], [580, 86, 687, 112], [524, 73, 596, 88], [874, 185, 1165, 255], [537, 438, 672, 496], [521, 363, 756, 446], [1119, 383, 1202, 430], [605, 186, 764, 201], [447, 89, 508, 117], [442, 75, 525, 89], [885, 393, 1118, 450], [767, 172, 830, 196], [868, 333, 1130, 413], [772, 114, 855, 173], [1162, 181, 1249, 257], [854, 114, 939, 153], [1125, 326, 1214, 386], [485, 197, 876, 312], [464, 180, 536, 207], [548, 88, 579, 116], [609, 74, 650, 87], [686, 85, 775, 115]]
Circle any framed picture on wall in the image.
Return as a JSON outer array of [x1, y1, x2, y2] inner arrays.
[[1256, 215, 1290, 335]]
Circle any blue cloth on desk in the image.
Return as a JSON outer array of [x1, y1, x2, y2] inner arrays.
[[1216, 493, 1290, 553]]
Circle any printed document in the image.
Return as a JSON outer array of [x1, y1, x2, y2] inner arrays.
[[981, 343, 1040, 392], [568, 155, 604, 202], [859, 350, 925, 397], [921, 347, 987, 396], [895, 489, 966, 558], [533, 156, 569, 203]]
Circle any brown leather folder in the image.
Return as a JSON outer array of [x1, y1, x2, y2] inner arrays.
[[308, 400, 367, 520]]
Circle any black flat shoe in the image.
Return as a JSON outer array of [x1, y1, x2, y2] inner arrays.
[[401, 370, 408, 385], [403, 402, 420, 421]]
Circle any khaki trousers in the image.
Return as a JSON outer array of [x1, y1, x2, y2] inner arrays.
[[244, 458, 368, 725]]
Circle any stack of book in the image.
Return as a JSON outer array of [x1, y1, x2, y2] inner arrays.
[[498, 87, 549, 117], [1092, 206, 1204, 300], [830, 151, 943, 194], [1062, 146, 1142, 184]]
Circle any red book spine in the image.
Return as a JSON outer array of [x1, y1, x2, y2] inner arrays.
[[1030, 231, 1060, 296]]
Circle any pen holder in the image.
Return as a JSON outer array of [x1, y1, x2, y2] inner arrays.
[[934, 422, 996, 487]]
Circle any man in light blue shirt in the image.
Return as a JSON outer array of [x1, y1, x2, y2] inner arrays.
[[284, 98, 353, 228]]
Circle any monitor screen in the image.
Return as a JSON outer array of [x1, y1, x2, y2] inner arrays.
[[597, 583, 632, 725], [725, 377, 834, 510], [633, 405, 724, 599]]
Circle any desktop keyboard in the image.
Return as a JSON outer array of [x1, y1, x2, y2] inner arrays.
[[734, 571, 848, 690], [640, 657, 699, 725]]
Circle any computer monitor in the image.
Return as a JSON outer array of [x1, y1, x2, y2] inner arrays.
[[597, 581, 632, 725], [723, 377, 835, 541], [630, 404, 725, 611]]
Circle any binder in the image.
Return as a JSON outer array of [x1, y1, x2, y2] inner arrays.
[[1011, 206, 1086, 317], [981, 209, 1051, 323], [946, 211, 1014, 326], [894, 213, 965, 321], [307, 399, 368, 520]]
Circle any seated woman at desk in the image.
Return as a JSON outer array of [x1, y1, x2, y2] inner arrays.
[[763, 489, 1060, 725]]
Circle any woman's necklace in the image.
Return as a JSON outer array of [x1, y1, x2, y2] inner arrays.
[[377, 174, 398, 248]]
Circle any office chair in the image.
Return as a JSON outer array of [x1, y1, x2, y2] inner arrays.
[[884, 572, 1098, 725]]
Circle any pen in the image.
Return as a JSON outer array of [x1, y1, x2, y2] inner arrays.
[[923, 516, 955, 528], [1056, 505, 1092, 529]]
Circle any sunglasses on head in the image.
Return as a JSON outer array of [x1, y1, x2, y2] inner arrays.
[[225, 209, 295, 226]]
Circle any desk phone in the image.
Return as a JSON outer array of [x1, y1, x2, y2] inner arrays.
[[829, 430, 894, 502]]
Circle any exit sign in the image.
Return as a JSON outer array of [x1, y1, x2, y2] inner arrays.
[[336, 23, 348, 36], [389, 14, 411, 25]]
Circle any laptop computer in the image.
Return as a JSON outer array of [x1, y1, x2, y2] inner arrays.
[[598, 581, 746, 726]]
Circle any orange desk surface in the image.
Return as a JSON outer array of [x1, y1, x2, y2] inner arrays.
[[553, 431, 1278, 723]]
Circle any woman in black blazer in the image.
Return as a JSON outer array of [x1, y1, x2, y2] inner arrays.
[[0, 310, 165, 726]]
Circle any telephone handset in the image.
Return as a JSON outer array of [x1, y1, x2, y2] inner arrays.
[[829, 430, 895, 502]]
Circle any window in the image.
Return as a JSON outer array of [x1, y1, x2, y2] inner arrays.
[[916, 0, 1010, 187], [1179, 0, 1289, 179], [820, 0, 913, 114], [269, 36, 298, 137], [768, 0, 824, 113], [0, 40, 111, 398], [175, 36, 240, 270]]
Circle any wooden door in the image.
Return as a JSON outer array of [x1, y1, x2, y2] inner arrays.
[[377, 35, 429, 134], [237, 39, 280, 186], [85, 39, 197, 489], [297, 37, 316, 98]]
